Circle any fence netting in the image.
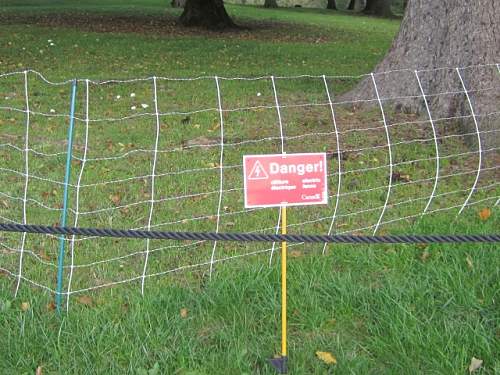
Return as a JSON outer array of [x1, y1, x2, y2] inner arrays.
[[0, 64, 498, 307]]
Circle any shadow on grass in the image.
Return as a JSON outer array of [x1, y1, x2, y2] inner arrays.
[[0, 11, 344, 43]]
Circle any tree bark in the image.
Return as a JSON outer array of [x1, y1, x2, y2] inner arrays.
[[347, 0, 500, 149], [264, 0, 278, 8], [171, 0, 186, 8], [326, 0, 337, 10], [347, 0, 365, 11], [363, 0, 394, 17], [180, 0, 236, 29]]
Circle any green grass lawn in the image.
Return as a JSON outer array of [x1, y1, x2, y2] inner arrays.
[[0, 1, 499, 374]]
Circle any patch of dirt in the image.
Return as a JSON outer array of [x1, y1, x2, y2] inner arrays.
[[0, 12, 333, 43]]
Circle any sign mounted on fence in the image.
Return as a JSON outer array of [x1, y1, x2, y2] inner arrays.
[[243, 153, 328, 208]]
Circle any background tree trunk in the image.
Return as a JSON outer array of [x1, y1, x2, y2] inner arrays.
[[264, 0, 278, 8], [363, 0, 394, 17], [180, 0, 235, 29], [171, 0, 186, 8], [347, 0, 365, 11], [326, 0, 337, 10], [348, 0, 500, 149]]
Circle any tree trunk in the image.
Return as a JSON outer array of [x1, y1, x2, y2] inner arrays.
[[264, 0, 278, 8], [363, 0, 394, 17], [171, 0, 186, 8], [326, 0, 337, 10], [347, 0, 500, 149], [347, 0, 365, 11], [180, 0, 236, 29]]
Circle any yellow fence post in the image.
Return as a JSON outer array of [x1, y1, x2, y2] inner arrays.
[[270, 205, 288, 373], [281, 205, 287, 360]]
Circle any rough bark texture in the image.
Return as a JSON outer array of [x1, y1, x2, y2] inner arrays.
[[347, 0, 365, 11], [326, 0, 337, 10], [348, 0, 500, 149], [264, 0, 278, 8], [171, 0, 186, 8], [180, 0, 236, 29], [363, 0, 394, 17]]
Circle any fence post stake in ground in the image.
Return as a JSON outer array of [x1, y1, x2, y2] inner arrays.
[[270, 205, 288, 373], [55, 79, 78, 313]]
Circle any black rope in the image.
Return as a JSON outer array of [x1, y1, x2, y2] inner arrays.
[[0, 223, 499, 244]]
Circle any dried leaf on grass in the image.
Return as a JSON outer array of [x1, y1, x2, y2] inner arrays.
[[478, 208, 491, 221], [391, 172, 411, 183], [20, 301, 30, 311], [46, 301, 56, 311], [315, 351, 337, 365], [77, 295, 93, 307], [420, 249, 431, 262], [180, 308, 188, 318], [468, 357, 483, 373], [466, 255, 474, 270], [109, 194, 121, 205], [39, 249, 51, 261]]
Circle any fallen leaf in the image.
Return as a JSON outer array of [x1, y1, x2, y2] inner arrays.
[[420, 249, 431, 262], [36, 366, 43, 375], [466, 255, 473, 270], [106, 140, 114, 151], [46, 302, 56, 311], [478, 208, 491, 221], [20, 302, 30, 311], [109, 194, 121, 205], [39, 249, 51, 261], [316, 351, 337, 365], [391, 172, 411, 183], [468, 357, 483, 373], [180, 308, 188, 318], [290, 250, 302, 258], [77, 295, 93, 307]]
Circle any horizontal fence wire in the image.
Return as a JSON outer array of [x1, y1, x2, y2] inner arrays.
[[0, 223, 499, 244]]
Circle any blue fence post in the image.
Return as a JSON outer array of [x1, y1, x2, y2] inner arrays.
[[55, 80, 78, 313]]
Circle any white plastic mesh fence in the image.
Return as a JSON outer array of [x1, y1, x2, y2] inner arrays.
[[0, 64, 498, 307]]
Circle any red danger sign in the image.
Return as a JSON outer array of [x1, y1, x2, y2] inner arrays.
[[243, 153, 328, 208]]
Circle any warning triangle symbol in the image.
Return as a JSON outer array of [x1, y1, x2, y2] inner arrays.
[[248, 160, 269, 180]]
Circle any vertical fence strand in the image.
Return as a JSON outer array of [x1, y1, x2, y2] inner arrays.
[[322, 75, 342, 254], [55, 80, 78, 312], [269, 76, 286, 266], [371, 73, 394, 235], [414, 70, 441, 215], [14, 70, 30, 297], [141, 77, 161, 294], [209, 76, 225, 279], [455, 68, 483, 216], [66, 79, 90, 311]]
